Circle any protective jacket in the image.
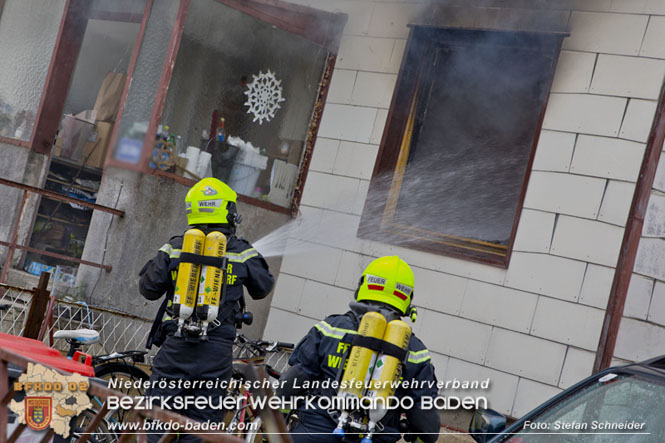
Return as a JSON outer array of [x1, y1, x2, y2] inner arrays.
[[139, 225, 272, 443], [280, 304, 440, 443], [139, 225, 274, 346]]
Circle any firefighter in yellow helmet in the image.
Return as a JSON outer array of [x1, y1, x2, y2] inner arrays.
[[278, 256, 440, 443], [139, 177, 274, 442]]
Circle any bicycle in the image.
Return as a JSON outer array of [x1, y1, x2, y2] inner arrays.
[[55, 328, 150, 389], [225, 334, 294, 442], [53, 328, 150, 438]]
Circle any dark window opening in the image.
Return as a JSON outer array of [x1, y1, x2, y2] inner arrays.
[[359, 27, 564, 266]]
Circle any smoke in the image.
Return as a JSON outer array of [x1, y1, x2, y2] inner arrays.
[[360, 22, 557, 248]]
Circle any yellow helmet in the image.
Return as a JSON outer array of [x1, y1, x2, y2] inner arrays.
[[356, 256, 414, 316], [185, 178, 238, 225]]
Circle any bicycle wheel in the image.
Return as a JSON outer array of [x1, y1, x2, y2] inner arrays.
[[226, 362, 292, 442], [94, 361, 150, 424], [69, 408, 118, 443]]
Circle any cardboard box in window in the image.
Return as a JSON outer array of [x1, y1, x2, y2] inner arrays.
[[94, 72, 127, 122], [82, 121, 114, 169], [60, 112, 96, 161]]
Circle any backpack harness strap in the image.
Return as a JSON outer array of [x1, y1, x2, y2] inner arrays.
[[178, 252, 227, 268], [349, 335, 408, 362]]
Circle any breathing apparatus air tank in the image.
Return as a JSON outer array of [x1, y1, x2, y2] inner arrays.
[[333, 311, 387, 437], [173, 228, 205, 337], [196, 231, 227, 340], [361, 319, 412, 443]]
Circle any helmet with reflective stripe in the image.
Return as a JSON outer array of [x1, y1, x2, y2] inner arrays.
[[356, 256, 414, 315], [185, 178, 237, 225]]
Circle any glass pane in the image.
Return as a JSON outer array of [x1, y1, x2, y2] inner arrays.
[[111, 0, 181, 164], [25, 1, 146, 277], [507, 374, 665, 442], [158, 0, 328, 207], [90, 0, 146, 16], [62, 19, 141, 117], [0, 0, 66, 141]]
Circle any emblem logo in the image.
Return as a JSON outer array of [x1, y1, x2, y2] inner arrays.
[[203, 186, 218, 196], [25, 397, 52, 431]]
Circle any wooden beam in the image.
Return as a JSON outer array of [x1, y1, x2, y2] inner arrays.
[[22, 272, 51, 339], [594, 79, 665, 371]]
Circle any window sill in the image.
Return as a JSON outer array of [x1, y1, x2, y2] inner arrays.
[[357, 221, 510, 268]]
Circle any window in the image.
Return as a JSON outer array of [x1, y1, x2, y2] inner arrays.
[[109, 0, 345, 215], [158, 0, 332, 211], [23, 1, 146, 277], [0, 0, 66, 143], [358, 27, 564, 266]]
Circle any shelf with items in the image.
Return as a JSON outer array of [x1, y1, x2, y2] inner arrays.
[[51, 155, 102, 175], [35, 212, 89, 228], [24, 154, 102, 276], [45, 175, 98, 194]]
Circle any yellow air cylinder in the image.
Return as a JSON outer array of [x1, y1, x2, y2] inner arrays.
[[196, 231, 227, 339], [340, 311, 387, 397], [334, 311, 387, 436], [364, 319, 412, 439], [173, 228, 205, 336]]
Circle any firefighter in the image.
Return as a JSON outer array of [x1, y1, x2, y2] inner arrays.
[[139, 177, 274, 441], [278, 256, 440, 443]]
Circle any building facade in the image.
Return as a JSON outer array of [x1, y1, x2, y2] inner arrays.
[[1, 0, 665, 426], [261, 0, 665, 421]]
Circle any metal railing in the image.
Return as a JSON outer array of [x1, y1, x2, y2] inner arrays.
[[0, 175, 124, 283], [1, 277, 294, 367], [0, 278, 155, 359], [0, 282, 32, 336], [43, 298, 156, 357]]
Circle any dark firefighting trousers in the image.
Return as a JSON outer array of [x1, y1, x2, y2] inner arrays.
[[146, 332, 233, 442]]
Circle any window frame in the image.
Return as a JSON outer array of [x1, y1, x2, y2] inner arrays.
[[358, 26, 566, 267], [0, 0, 151, 153], [117, 0, 346, 217]]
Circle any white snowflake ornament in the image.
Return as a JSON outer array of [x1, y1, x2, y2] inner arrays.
[[244, 70, 286, 125]]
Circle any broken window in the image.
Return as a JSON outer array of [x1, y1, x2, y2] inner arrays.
[[358, 28, 564, 266]]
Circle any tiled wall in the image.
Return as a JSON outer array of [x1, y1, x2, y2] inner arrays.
[[263, 0, 665, 417]]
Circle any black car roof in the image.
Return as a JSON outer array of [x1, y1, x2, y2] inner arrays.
[[615, 355, 665, 379], [492, 355, 665, 442]]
